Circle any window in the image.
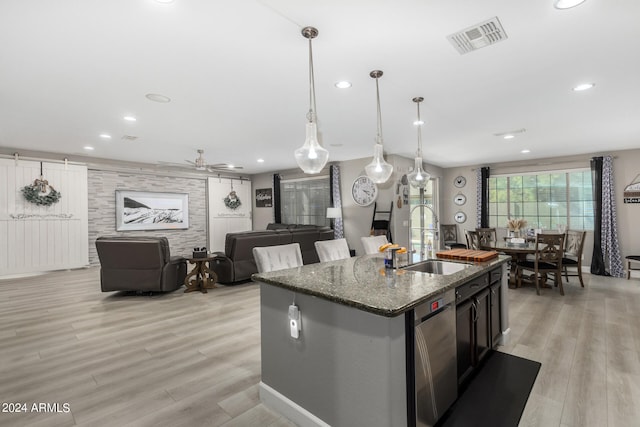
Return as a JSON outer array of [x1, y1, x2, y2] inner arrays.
[[488, 169, 593, 230], [280, 176, 331, 226]]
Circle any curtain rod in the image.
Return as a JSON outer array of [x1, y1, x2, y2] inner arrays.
[[470, 155, 619, 171]]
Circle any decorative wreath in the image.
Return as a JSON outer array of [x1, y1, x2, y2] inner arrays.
[[22, 180, 62, 206], [223, 190, 241, 210]]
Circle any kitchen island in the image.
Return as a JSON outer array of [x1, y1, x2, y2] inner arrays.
[[253, 254, 510, 427]]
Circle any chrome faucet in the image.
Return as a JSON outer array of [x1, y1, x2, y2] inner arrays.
[[408, 203, 439, 265]]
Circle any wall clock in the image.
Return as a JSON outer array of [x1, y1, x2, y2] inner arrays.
[[454, 176, 467, 188], [454, 211, 467, 224], [454, 193, 466, 206], [351, 175, 378, 207]]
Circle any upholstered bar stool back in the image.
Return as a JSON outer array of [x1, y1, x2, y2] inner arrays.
[[315, 238, 351, 262], [361, 235, 388, 255], [253, 243, 304, 273]]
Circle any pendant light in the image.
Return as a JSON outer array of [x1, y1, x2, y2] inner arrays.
[[364, 70, 393, 183], [294, 26, 329, 174], [407, 97, 431, 189]]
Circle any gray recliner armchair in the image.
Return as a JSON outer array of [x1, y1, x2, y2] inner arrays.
[[95, 236, 187, 292]]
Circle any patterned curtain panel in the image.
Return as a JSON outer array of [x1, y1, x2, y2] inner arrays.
[[476, 168, 482, 228], [330, 164, 344, 239], [590, 156, 624, 277], [476, 167, 490, 228]]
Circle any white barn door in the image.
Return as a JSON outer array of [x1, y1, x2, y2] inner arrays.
[[207, 177, 252, 253]]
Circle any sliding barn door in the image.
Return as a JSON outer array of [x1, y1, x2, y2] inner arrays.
[[207, 177, 252, 253], [0, 159, 89, 276]]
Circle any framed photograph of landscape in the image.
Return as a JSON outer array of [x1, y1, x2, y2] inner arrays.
[[115, 190, 189, 231]]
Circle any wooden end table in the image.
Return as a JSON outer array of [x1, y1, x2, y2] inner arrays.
[[184, 256, 217, 293]]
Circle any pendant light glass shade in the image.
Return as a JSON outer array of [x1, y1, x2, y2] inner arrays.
[[365, 142, 394, 183], [295, 122, 329, 174], [365, 70, 393, 183], [295, 26, 329, 174], [407, 97, 431, 189], [408, 156, 430, 189]]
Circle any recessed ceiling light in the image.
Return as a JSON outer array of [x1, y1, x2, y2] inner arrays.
[[99, 134, 111, 139], [573, 83, 595, 91], [554, 0, 586, 10], [521, 149, 530, 154], [257, 158, 265, 163], [145, 93, 171, 103], [154, 0, 175, 3], [123, 116, 137, 122], [413, 120, 425, 126], [494, 128, 526, 137], [84, 146, 95, 151], [335, 81, 352, 89]]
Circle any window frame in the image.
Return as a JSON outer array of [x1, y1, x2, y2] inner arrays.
[[488, 168, 593, 231], [279, 175, 331, 226]]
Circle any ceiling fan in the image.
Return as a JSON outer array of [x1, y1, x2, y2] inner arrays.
[[164, 149, 243, 172]]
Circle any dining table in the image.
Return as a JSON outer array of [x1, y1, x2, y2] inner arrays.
[[480, 240, 546, 288]]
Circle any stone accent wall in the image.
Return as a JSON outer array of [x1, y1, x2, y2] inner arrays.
[[87, 170, 207, 265]]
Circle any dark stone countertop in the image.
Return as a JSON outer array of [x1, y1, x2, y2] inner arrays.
[[252, 254, 510, 317]]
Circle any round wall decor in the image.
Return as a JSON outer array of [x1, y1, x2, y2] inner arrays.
[[454, 211, 467, 223], [351, 175, 378, 206], [454, 176, 467, 188], [454, 193, 466, 206]]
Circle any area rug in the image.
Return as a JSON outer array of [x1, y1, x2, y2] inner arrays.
[[438, 350, 541, 427]]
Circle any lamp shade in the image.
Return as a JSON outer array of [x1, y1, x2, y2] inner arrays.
[[407, 156, 430, 189], [326, 207, 342, 219], [295, 122, 329, 174], [365, 143, 394, 184]]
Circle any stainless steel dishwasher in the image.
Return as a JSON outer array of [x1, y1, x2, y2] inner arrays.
[[412, 289, 457, 427]]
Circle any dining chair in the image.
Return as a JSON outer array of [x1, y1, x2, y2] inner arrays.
[[361, 235, 388, 255], [516, 233, 565, 295], [442, 224, 467, 249], [562, 230, 586, 287], [315, 238, 351, 262], [476, 228, 497, 248], [465, 230, 479, 250], [253, 243, 304, 273]]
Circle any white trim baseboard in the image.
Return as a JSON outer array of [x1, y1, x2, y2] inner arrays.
[[259, 382, 331, 427]]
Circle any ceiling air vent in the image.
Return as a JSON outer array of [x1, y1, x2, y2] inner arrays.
[[121, 135, 138, 141], [447, 17, 507, 55]]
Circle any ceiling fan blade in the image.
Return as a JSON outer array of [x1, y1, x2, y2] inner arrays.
[[208, 163, 244, 170]]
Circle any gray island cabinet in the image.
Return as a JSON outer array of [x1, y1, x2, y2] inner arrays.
[[252, 254, 510, 427]]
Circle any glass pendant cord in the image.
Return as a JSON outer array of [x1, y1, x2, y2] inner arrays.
[[307, 35, 317, 123], [415, 99, 423, 157], [374, 75, 383, 144]]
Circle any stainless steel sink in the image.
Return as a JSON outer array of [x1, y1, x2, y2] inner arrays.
[[403, 260, 470, 275]]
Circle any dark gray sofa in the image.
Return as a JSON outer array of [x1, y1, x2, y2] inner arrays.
[[211, 225, 333, 284]]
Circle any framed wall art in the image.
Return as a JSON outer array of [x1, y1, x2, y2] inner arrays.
[[255, 188, 273, 207], [115, 190, 189, 231]]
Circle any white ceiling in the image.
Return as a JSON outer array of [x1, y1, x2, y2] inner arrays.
[[1, 0, 639, 175]]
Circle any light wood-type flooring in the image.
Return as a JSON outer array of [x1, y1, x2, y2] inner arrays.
[[0, 267, 639, 427]]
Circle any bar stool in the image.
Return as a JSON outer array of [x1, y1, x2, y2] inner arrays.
[[626, 255, 640, 280]]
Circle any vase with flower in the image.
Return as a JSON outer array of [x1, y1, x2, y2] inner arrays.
[[507, 218, 527, 239]]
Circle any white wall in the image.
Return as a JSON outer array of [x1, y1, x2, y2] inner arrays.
[[0, 159, 88, 276]]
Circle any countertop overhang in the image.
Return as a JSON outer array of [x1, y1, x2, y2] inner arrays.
[[252, 255, 510, 317]]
